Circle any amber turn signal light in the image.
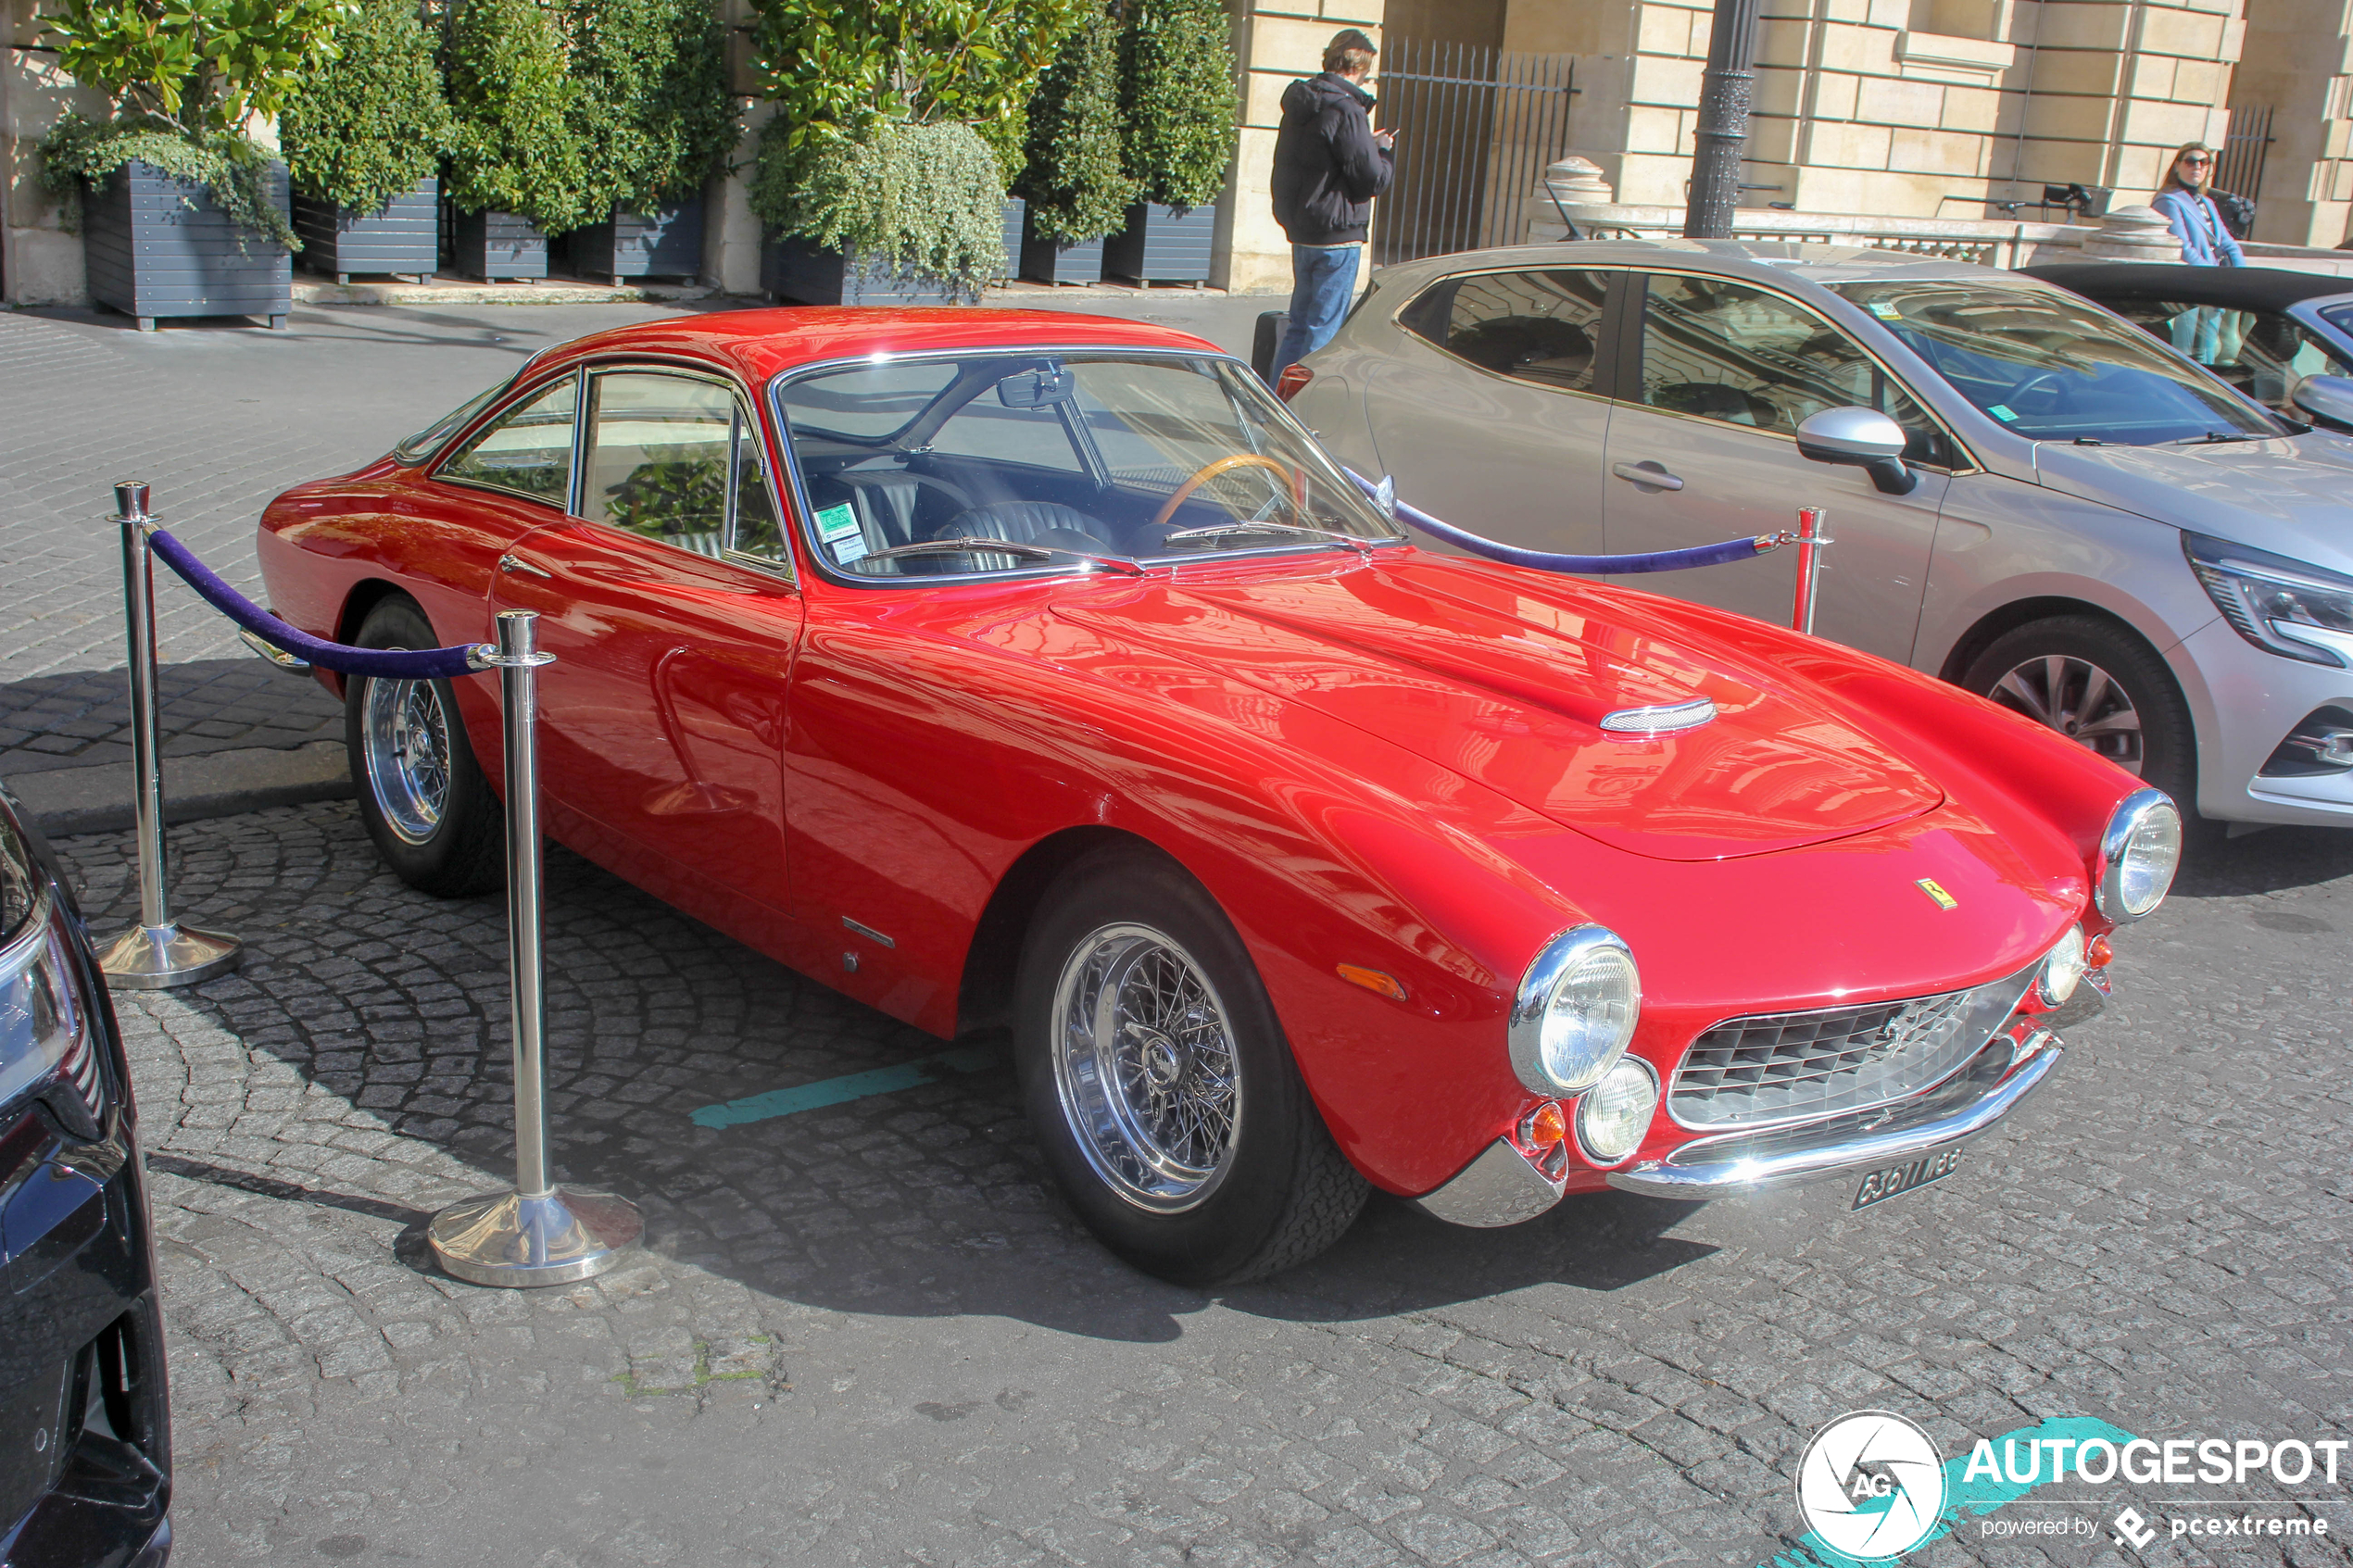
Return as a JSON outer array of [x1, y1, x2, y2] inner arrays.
[[2085, 934, 2113, 968], [1336, 963, 1407, 1001]]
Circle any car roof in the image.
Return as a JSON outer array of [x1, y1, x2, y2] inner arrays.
[[1370, 238, 2026, 294], [528, 307, 1225, 383], [2016, 262, 2353, 313]]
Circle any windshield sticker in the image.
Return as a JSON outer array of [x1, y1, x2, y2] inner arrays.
[[1989, 404, 2020, 421], [1869, 300, 1903, 320], [814, 502, 868, 564]]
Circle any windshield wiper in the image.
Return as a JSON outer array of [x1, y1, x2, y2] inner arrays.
[[849, 535, 1144, 576], [1161, 521, 1374, 558], [2172, 430, 2271, 445]]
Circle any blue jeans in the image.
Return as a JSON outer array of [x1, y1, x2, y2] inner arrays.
[[1270, 244, 1361, 382]]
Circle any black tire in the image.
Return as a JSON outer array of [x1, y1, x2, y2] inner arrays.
[[1013, 847, 1368, 1286], [1960, 614, 2199, 821], [345, 596, 505, 897]]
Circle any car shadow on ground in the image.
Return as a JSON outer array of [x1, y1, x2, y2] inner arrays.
[[59, 799, 1737, 1347], [2171, 822, 2353, 902]]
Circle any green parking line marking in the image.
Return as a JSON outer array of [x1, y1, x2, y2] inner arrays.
[[688, 1045, 1000, 1130]]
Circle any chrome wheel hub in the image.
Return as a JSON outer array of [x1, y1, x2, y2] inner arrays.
[[362, 670, 452, 845], [1050, 922, 1241, 1213], [1989, 654, 2144, 774]]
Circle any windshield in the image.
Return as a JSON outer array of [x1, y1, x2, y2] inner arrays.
[[396, 381, 510, 464], [2325, 304, 2353, 345], [1830, 280, 2289, 445], [773, 352, 1403, 580]]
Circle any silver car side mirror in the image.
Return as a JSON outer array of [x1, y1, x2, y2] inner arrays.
[[2289, 373, 2353, 433], [1794, 407, 1918, 496]]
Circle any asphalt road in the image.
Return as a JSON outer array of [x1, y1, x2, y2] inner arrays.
[[6, 292, 2349, 1567]]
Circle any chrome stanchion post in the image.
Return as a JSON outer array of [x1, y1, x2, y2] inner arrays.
[[1788, 506, 1832, 636], [97, 482, 243, 990], [428, 610, 641, 1287]]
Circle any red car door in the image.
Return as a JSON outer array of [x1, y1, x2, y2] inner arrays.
[[487, 368, 804, 947]]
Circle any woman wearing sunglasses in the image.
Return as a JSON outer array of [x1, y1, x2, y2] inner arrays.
[[2152, 142, 2246, 363]]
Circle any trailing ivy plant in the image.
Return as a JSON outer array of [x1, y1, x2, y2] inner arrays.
[[1020, 1, 1139, 244], [37, 0, 344, 245], [280, 0, 455, 214], [566, 0, 737, 217], [442, 0, 594, 231], [750, 118, 1009, 296], [1120, 0, 1236, 212]]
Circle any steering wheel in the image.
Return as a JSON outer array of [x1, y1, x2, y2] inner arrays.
[[2000, 370, 2070, 408], [1149, 454, 1304, 531]]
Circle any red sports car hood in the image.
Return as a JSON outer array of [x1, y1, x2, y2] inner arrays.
[[1057, 558, 1944, 861]]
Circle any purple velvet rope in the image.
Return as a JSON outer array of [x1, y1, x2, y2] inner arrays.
[[145, 528, 484, 681], [1347, 470, 1779, 574]]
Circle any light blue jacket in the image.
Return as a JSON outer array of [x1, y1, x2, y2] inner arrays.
[[2153, 187, 2245, 267]]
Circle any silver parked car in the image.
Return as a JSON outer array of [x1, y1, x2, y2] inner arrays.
[[1284, 239, 2353, 832]]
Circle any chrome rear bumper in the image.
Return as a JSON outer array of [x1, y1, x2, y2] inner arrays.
[[1605, 1026, 2060, 1199]]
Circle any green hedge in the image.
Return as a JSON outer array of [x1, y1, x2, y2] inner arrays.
[[1020, 2, 1139, 244], [1120, 0, 1237, 212], [443, 0, 594, 230], [568, 0, 737, 216], [281, 0, 456, 215]]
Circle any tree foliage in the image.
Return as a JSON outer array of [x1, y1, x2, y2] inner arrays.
[[41, 0, 346, 136], [566, 0, 737, 215], [442, 0, 593, 229], [280, 0, 454, 213], [1019, 0, 1137, 243], [750, 117, 1006, 295], [1119, 0, 1235, 211]]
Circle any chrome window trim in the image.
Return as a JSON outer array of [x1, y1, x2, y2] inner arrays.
[[1632, 263, 1982, 477], [1385, 262, 1623, 412], [573, 364, 797, 583], [763, 344, 1407, 592], [431, 365, 586, 513]]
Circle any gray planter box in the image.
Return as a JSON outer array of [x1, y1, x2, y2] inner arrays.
[[998, 198, 1026, 282], [293, 176, 438, 282], [82, 158, 293, 330], [566, 195, 704, 283], [1019, 209, 1105, 285], [760, 233, 954, 305], [452, 209, 547, 281], [1103, 201, 1215, 284]]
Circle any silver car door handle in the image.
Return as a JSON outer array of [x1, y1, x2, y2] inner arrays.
[[497, 552, 552, 580], [1612, 461, 1684, 492]]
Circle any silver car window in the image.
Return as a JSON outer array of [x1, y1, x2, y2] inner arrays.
[[1399, 269, 1610, 393], [2093, 300, 2352, 412], [1830, 279, 2288, 445]]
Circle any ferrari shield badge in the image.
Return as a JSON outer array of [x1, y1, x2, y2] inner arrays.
[[1914, 878, 1958, 910]]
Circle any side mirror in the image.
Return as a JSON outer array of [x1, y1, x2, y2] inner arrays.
[[1795, 407, 1918, 496], [2290, 373, 2353, 433], [1374, 473, 1397, 521]]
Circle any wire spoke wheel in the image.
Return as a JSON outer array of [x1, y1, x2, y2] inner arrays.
[[1051, 922, 1243, 1213], [1989, 652, 2144, 773], [361, 668, 454, 845]]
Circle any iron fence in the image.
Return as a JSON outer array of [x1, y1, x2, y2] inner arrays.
[[2216, 104, 2274, 207], [1372, 38, 1578, 267]]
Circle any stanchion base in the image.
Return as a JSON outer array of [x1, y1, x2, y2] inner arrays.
[[427, 1188, 643, 1288], [99, 922, 242, 990]]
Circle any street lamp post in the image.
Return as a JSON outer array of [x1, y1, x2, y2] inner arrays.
[[1684, 0, 1762, 239]]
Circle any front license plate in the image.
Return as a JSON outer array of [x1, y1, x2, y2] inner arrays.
[[1852, 1148, 1961, 1210]]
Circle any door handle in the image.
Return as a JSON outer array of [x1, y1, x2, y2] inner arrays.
[[1612, 461, 1684, 492], [497, 552, 552, 580]]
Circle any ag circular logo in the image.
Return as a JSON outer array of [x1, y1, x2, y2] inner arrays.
[[1795, 1410, 1949, 1560]]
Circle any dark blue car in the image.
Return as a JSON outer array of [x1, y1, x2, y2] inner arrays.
[[0, 785, 171, 1568]]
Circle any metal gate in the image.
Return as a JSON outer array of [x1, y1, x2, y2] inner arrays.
[[2216, 104, 2274, 205], [1373, 38, 1578, 267]]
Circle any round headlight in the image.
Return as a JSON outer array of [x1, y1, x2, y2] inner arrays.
[[1509, 926, 1641, 1094], [2096, 789, 2182, 923], [1575, 1056, 1659, 1166], [2036, 924, 2087, 1006]]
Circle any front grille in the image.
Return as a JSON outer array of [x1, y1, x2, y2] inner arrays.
[[1670, 965, 2034, 1130]]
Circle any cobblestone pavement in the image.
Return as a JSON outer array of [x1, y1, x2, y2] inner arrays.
[[0, 658, 342, 778], [45, 802, 2352, 1568]]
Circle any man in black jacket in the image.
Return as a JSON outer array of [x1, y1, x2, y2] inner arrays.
[[1268, 29, 1394, 381]]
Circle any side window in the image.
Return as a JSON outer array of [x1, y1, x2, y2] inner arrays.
[[1403, 269, 1610, 392], [1640, 275, 1953, 467], [583, 372, 735, 557], [438, 375, 577, 504], [727, 410, 788, 565]]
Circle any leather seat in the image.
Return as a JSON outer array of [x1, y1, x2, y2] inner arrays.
[[937, 500, 1109, 546]]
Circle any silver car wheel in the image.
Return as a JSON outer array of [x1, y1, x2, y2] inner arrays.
[[1050, 922, 1243, 1213], [361, 670, 453, 845], [1989, 654, 2144, 774]]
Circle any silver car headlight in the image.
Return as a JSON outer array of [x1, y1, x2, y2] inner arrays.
[[2095, 789, 2182, 923], [1574, 1055, 1659, 1166], [1509, 926, 1641, 1095], [2035, 924, 2088, 1006], [2184, 532, 2353, 668], [1, 890, 101, 1117]]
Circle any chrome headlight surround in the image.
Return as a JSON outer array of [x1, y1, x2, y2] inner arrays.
[[2034, 924, 2088, 1006], [2095, 788, 2182, 924], [1508, 925, 1642, 1095], [1573, 1053, 1660, 1167]]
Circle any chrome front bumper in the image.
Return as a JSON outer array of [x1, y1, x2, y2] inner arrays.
[[1605, 1025, 2061, 1199]]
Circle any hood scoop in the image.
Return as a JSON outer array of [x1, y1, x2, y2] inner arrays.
[[1601, 696, 1717, 735]]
